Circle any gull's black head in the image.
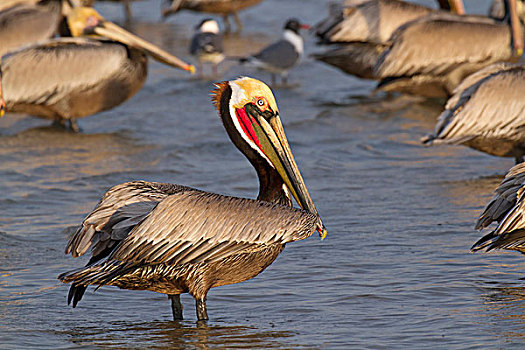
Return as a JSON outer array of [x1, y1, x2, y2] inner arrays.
[[283, 18, 310, 34]]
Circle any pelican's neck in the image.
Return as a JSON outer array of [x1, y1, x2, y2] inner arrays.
[[256, 166, 292, 207], [217, 84, 292, 207]]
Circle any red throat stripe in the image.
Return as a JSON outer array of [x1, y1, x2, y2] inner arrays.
[[235, 107, 264, 150]]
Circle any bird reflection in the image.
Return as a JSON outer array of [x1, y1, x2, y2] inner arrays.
[[62, 319, 297, 349]]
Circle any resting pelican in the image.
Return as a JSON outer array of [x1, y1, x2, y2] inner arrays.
[[421, 63, 525, 163], [58, 77, 327, 321], [472, 163, 525, 253], [0, 0, 63, 56], [374, 0, 524, 97], [162, 0, 263, 32], [0, 7, 194, 131], [312, 0, 466, 80]]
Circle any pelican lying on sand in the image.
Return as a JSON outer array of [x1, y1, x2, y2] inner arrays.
[[162, 0, 263, 32], [312, 0, 465, 80], [421, 63, 525, 163], [58, 77, 327, 321], [374, 0, 524, 97], [0, 7, 193, 131], [472, 163, 525, 253]]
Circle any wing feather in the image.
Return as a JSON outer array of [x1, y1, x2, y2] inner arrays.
[[107, 191, 317, 267], [65, 181, 193, 258], [2, 38, 130, 110], [375, 18, 510, 79], [423, 64, 525, 146]]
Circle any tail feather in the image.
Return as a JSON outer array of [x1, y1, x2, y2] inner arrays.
[[420, 134, 436, 145], [67, 284, 87, 308], [472, 229, 525, 253]]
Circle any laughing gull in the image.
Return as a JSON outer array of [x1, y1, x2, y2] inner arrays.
[[240, 18, 310, 85], [190, 18, 224, 77]]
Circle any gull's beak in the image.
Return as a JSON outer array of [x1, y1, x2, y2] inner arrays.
[[91, 21, 195, 73], [245, 104, 327, 239]]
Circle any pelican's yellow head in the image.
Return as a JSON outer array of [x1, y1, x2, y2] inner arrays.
[[212, 77, 327, 239], [65, 7, 194, 73], [227, 77, 279, 115], [66, 7, 105, 38]]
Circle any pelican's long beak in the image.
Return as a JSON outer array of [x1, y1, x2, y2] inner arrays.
[[92, 20, 195, 73], [245, 104, 327, 239], [448, 0, 465, 15]]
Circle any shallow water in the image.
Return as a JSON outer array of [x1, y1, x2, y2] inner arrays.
[[2, 0, 524, 349]]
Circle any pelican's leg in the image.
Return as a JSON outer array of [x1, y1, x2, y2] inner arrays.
[[68, 119, 80, 133], [169, 294, 183, 320], [52, 118, 67, 129], [197, 62, 203, 79], [123, 0, 133, 22], [233, 12, 243, 32], [282, 72, 288, 85], [196, 297, 209, 321], [515, 156, 524, 164], [223, 15, 231, 33]]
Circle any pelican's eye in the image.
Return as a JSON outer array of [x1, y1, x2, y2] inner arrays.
[[255, 97, 268, 111]]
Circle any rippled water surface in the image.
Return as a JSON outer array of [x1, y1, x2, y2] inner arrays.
[[1, 0, 524, 349]]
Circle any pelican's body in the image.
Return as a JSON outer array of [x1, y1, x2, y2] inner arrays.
[[421, 63, 525, 163], [162, 0, 263, 32], [0, 0, 62, 56], [472, 163, 525, 253], [312, 0, 465, 79], [0, 7, 193, 131], [374, 0, 524, 97], [58, 77, 326, 321], [2, 38, 147, 127]]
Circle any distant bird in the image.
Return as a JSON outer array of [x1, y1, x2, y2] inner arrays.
[[240, 18, 310, 85], [58, 77, 327, 321], [0, 7, 194, 132], [312, 0, 466, 80], [190, 18, 224, 77], [374, 0, 524, 98], [472, 162, 525, 253], [421, 63, 525, 163], [162, 0, 263, 32]]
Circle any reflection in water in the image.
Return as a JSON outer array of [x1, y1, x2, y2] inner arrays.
[[478, 284, 525, 341], [61, 320, 297, 349]]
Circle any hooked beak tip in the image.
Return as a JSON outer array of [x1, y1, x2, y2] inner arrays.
[[188, 65, 196, 74], [317, 226, 327, 240]]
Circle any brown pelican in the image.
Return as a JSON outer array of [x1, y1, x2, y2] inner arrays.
[[190, 18, 224, 77], [240, 19, 309, 85], [0, 0, 63, 56], [58, 77, 327, 321], [0, 7, 194, 131], [374, 0, 524, 98], [162, 0, 263, 32], [421, 63, 525, 163], [472, 162, 525, 253], [312, 0, 466, 80]]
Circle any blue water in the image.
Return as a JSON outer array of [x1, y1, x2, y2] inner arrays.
[[3, 0, 525, 349]]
